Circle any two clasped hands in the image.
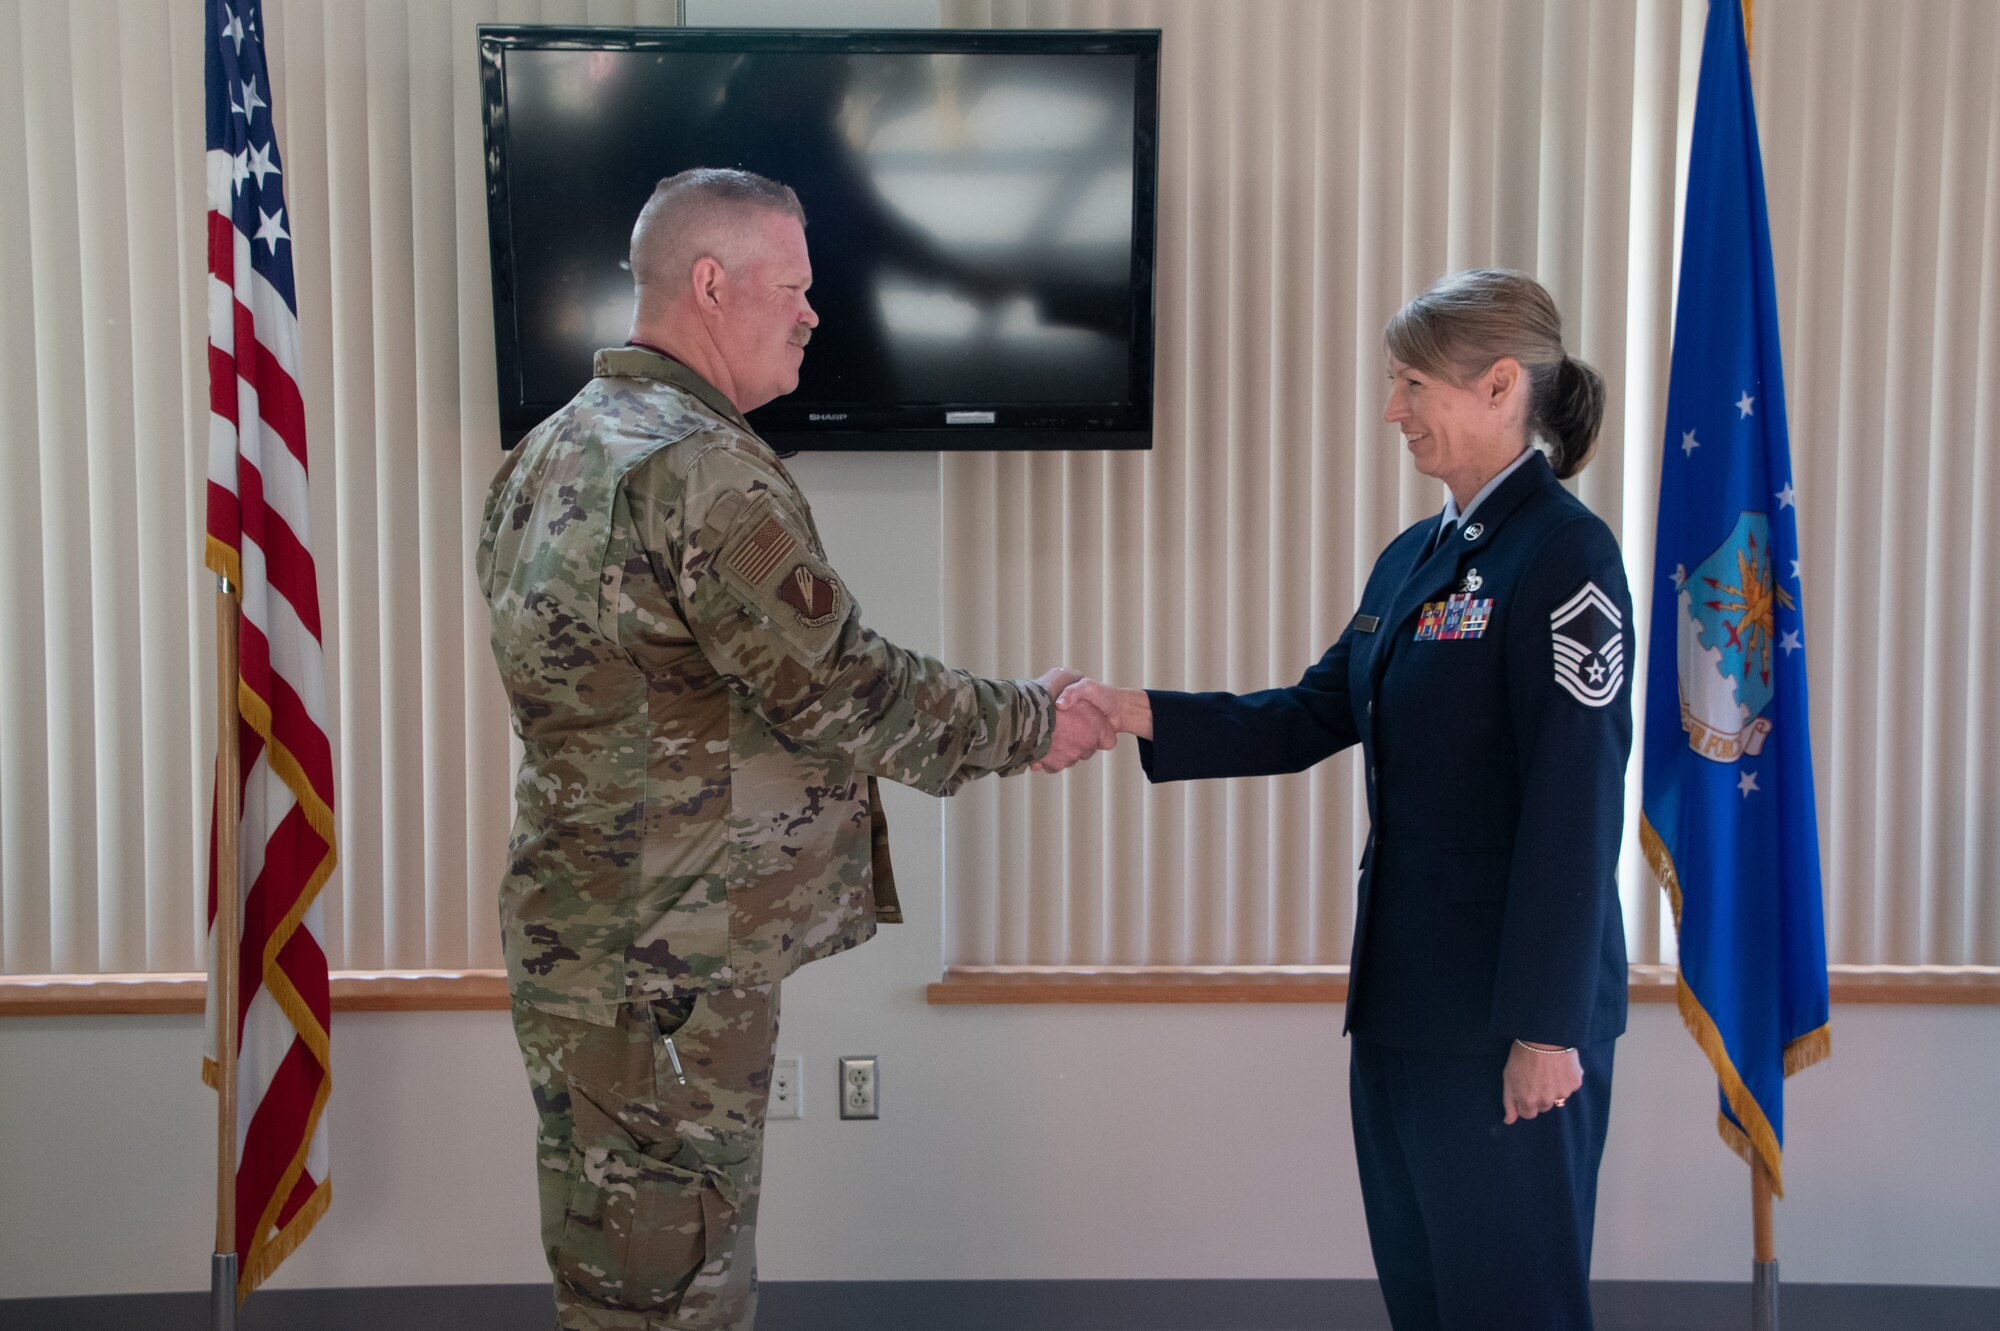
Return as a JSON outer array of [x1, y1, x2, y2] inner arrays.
[[1028, 668, 1148, 772]]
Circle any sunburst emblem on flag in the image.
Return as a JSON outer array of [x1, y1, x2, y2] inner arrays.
[[1675, 512, 1789, 763], [1698, 520, 1794, 691]]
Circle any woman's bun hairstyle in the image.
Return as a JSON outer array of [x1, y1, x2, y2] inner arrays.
[[1531, 355, 1606, 479]]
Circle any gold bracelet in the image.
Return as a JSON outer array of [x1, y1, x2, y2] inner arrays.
[[1514, 1038, 1575, 1054]]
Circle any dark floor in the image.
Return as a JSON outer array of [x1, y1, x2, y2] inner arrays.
[[5, 1279, 1998, 1330]]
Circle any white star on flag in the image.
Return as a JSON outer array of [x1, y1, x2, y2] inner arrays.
[[231, 148, 251, 194], [240, 76, 267, 120], [1681, 429, 1700, 457], [1790, 558, 1801, 582], [1738, 770, 1760, 797], [222, 5, 245, 52], [1780, 631, 1802, 655], [1672, 563, 1688, 589], [1736, 391, 1755, 417], [255, 205, 290, 254], [247, 140, 281, 189], [1775, 481, 1796, 509]]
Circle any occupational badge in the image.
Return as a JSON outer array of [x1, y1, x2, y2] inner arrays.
[[1459, 568, 1483, 593]]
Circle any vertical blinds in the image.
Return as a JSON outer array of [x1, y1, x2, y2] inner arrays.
[[0, 0, 684, 977], [938, 0, 2000, 971], [1, 0, 1994, 979]]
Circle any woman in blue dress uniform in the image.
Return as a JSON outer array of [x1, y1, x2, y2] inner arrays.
[[1064, 270, 1633, 1330]]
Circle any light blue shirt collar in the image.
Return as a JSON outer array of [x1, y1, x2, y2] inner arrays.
[[1438, 446, 1538, 536]]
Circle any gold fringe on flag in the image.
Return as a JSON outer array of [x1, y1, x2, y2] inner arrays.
[[1641, 816, 1830, 1198]]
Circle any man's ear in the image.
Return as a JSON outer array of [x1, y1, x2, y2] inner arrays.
[[689, 255, 726, 316]]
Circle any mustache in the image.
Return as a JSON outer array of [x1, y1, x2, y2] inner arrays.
[[791, 328, 812, 348]]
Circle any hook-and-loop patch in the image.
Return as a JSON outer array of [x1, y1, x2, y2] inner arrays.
[[717, 501, 848, 660]]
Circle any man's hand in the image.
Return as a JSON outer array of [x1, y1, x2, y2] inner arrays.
[[1031, 667, 1117, 771], [1501, 1040, 1584, 1124], [1035, 665, 1086, 698]]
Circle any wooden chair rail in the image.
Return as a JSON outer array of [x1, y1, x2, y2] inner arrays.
[[2, 964, 1996, 1016], [0, 970, 511, 1016], [924, 963, 2000, 1006]]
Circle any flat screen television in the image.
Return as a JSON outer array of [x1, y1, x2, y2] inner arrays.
[[478, 25, 1161, 451]]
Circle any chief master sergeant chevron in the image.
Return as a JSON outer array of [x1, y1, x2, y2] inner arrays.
[[477, 167, 1115, 1331]]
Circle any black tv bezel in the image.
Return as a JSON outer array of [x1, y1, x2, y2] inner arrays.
[[477, 24, 1161, 452]]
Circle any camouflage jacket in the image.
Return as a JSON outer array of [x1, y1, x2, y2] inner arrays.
[[478, 348, 1055, 1022]]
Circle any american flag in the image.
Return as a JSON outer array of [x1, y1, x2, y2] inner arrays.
[[204, 0, 334, 1297]]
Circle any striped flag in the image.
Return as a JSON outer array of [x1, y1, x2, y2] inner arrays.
[[204, 0, 334, 1296], [1640, 0, 1829, 1195]]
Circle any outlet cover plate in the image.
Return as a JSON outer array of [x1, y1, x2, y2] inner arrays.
[[838, 1055, 878, 1120], [770, 1055, 802, 1119]]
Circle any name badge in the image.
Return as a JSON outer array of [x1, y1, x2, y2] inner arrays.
[[1414, 594, 1494, 641], [1352, 614, 1380, 634]]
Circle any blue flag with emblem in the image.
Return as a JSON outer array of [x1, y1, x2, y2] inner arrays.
[[1641, 0, 1829, 1196]]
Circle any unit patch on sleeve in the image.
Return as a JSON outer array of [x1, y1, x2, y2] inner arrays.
[[777, 564, 843, 628], [1550, 581, 1625, 707]]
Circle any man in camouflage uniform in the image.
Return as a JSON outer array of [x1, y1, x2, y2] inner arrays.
[[477, 168, 1113, 1331]]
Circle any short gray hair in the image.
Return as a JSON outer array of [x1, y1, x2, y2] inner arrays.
[[629, 167, 806, 299]]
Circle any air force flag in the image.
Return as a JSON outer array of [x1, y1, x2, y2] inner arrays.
[[1640, 0, 1830, 1195]]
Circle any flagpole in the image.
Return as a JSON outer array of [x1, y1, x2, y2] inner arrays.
[[1746, 12, 1772, 1324], [212, 575, 241, 1331], [1751, 1157, 1777, 1330]]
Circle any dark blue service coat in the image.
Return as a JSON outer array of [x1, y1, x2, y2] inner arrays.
[[1141, 451, 1631, 1053]]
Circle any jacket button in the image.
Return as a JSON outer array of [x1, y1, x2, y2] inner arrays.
[[1370, 765, 1378, 783]]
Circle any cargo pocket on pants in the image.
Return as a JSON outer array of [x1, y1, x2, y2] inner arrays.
[[556, 1076, 734, 1314]]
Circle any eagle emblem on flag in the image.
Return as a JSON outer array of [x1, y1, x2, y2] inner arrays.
[[1675, 512, 1790, 763]]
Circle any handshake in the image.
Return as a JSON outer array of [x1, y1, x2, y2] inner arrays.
[[1028, 667, 1154, 773]]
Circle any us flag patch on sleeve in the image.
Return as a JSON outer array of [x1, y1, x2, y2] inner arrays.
[[1550, 582, 1625, 707], [728, 515, 800, 586]]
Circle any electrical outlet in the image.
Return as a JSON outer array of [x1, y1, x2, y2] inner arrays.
[[770, 1055, 802, 1119], [838, 1055, 879, 1120]]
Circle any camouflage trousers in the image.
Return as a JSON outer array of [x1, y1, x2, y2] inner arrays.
[[510, 984, 781, 1330]]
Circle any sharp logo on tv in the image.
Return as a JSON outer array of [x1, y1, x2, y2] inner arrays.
[[479, 26, 1159, 452]]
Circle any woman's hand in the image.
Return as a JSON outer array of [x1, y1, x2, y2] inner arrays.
[[1032, 667, 1118, 771], [1502, 1040, 1583, 1124], [1056, 677, 1153, 741]]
